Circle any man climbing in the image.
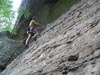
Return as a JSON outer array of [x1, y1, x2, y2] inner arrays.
[[25, 16, 44, 47]]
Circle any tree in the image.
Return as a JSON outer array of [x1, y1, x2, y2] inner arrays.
[[0, 0, 15, 32]]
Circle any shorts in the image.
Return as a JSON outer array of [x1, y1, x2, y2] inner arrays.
[[27, 27, 38, 35]]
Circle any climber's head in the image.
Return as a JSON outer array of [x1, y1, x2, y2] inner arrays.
[[32, 16, 36, 20]]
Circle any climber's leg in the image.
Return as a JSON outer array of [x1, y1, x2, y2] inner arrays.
[[25, 33, 32, 47], [32, 29, 39, 41], [25, 27, 34, 47]]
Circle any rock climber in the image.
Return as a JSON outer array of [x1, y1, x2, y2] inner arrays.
[[25, 16, 44, 47]]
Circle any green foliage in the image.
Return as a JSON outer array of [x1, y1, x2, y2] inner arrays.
[[0, 0, 15, 32], [0, 0, 14, 18]]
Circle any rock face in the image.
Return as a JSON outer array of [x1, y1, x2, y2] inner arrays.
[[1, 0, 100, 75], [0, 31, 25, 72]]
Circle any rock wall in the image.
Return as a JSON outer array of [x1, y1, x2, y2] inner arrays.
[[0, 31, 25, 72], [1, 0, 100, 75], [0, 0, 79, 73]]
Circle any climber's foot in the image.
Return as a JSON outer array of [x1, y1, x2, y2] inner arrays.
[[25, 44, 29, 48]]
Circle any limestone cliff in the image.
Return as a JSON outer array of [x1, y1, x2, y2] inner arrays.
[[0, 0, 100, 75], [0, 31, 25, 72], [0, 0, 79, 73]]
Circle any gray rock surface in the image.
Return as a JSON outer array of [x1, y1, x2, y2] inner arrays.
[[0, 31, 25, 72], [1, 0, 100, 75]]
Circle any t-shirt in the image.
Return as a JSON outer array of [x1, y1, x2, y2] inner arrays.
[[29, 20, 38, 27]]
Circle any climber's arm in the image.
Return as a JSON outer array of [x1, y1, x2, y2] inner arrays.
[[34, 21, 45, 28]]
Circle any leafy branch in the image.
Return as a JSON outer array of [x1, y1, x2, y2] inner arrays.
[[0, 0, 15, 32]]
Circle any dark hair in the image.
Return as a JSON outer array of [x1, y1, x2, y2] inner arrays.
[[32, 16, 36, 20]]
